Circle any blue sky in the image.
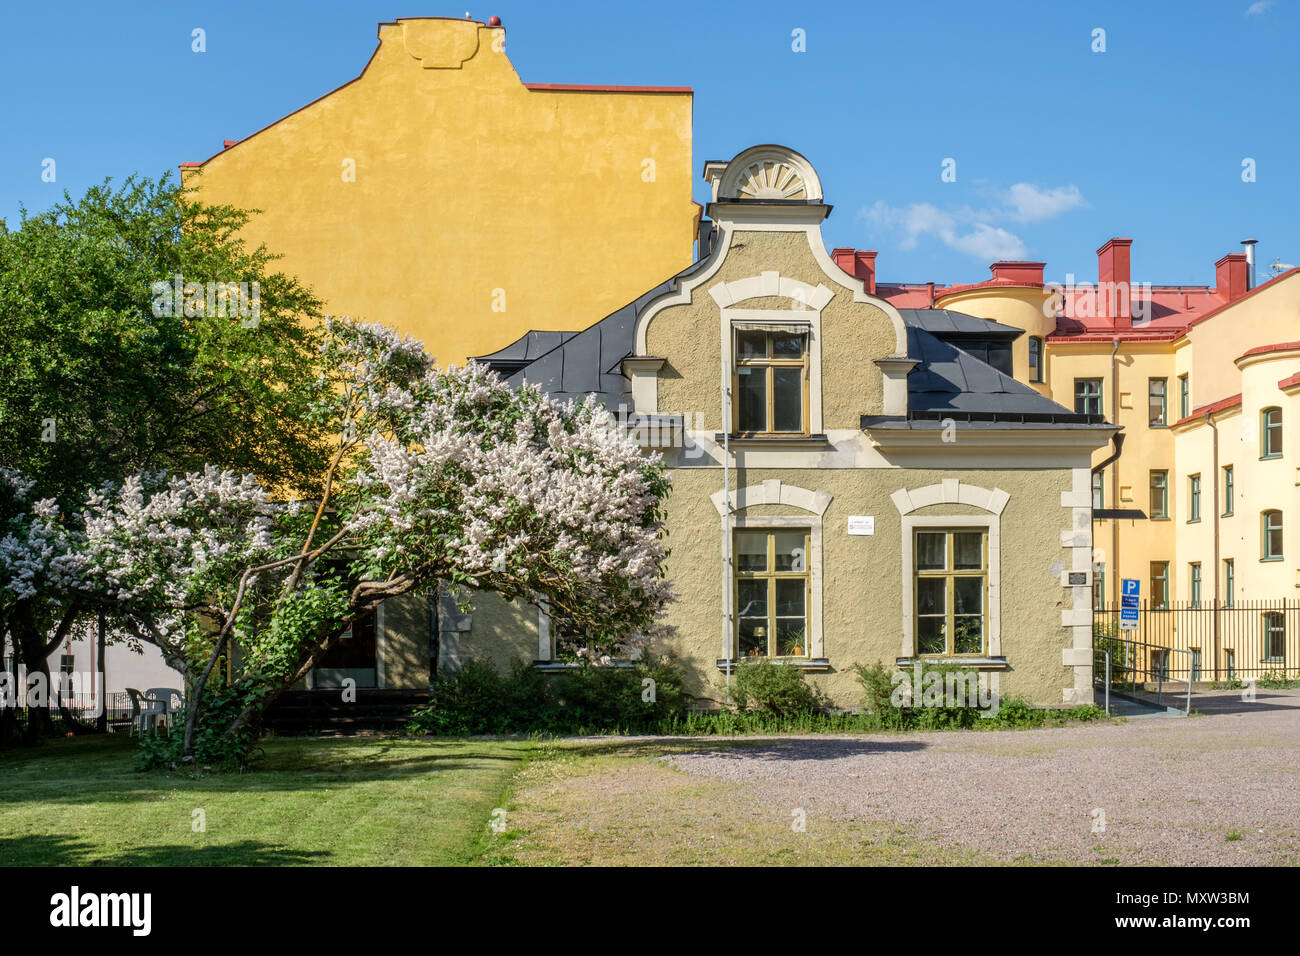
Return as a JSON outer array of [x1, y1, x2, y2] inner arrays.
[[2, 1, 1296, 288]]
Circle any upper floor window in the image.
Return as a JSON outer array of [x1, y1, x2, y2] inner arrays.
[[1028, 337, 1044, 383], [1224, 558, 1235, 607], [735, 528, 809, 659], [1222, 465, 1234, 516], [1092, 470, 1104, 510], [1148, 378, 1167, 427], [1150, 561, 1170, 609], [1188, 474, 1201, 522], [1074, 378, 1103, 416], [915, 529, 988, 656], [1262, 510, 1284, 561], [1262, 407, 1283, 458], [734, 329, 807, 435], [1149, 470, 1169, 519], [1189, 562, 1202, 606], [1178, 374, 1190, 420]]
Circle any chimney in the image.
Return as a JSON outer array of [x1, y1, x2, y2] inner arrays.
[[1097, 238, 1133, 328], [1242, 238, 1257, 289], [989, 261, 1045, 285], [1215, 252, 1248, 303], [831, 248, 877, 295]]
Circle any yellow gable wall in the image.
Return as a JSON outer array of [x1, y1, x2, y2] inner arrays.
[[1186, 273, 1300, 407], [181, 17, 698, 365]]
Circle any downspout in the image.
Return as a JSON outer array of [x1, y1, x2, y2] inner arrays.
[[722, 359, 733, 693], [1109, 337, 1121, 604], [1207, 410, 1220, 680]]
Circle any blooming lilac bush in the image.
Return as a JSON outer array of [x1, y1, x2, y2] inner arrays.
[[4, 318, 674, 765]]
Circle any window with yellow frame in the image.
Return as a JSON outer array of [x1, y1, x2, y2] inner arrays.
[[735, 528, 809, 658], [914, 529, 988, 656], [734, 329, 808, 435]]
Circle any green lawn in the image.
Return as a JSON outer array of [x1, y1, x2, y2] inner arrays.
[[0, 734, 534, 866]]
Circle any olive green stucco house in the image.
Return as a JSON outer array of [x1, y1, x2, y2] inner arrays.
[[327, 145, 1116, 709]]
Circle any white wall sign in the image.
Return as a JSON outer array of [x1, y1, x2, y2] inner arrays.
[[847, 515, 875, 536]]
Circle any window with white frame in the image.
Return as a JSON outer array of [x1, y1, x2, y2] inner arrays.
[[914, 529, 988, 656], [733, 329, 809, 435], [735, 528, 809, 659]]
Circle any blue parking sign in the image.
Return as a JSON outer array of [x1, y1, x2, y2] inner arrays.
[[1119, 578, 1139, 629]]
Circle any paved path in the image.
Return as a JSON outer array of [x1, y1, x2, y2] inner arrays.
[[664, 689, 1300, 865]]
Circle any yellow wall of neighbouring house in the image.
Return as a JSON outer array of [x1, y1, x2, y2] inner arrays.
[[1185, 274, 1300, 406], [956, 273, 1300, 614], [181, 17, 697, 366]]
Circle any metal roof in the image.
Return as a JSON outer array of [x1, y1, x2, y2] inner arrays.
[[899, 308, 1023, 338], [472, 330, 577, 364], [899, 326, 1106, 425]]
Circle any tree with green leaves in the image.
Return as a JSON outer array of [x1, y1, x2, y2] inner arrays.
[[0, 173, 332, 744]]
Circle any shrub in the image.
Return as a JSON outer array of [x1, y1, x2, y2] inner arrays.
[[725, 659, 822, 716], [407, 654, 689, 736]]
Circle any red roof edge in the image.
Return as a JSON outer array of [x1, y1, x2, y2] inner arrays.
[[1183, 267, 1300, 333], [1238, 340, 1300, 360], [523, 83, 691, 93], [1279, 371, 1300, 391], [1173, 393, 1243, 427]]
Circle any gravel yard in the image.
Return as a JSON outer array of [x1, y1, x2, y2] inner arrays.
[[490, 689, 1300, 865], [663, 689, 1300, 865]]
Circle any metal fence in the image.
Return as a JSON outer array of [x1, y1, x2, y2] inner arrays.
[[1093, 638, 1193, 715], [1094, 599, 1300, 682]]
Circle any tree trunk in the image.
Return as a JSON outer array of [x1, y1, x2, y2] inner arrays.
[[11, 602, 54, 743]]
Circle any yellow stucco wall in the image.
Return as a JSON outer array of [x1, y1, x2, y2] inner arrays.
[[180, 17, 697, 366], [648, 229, 895, 429], [658, 466, 1079, 709]]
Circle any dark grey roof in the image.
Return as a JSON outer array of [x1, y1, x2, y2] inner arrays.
[[862, 326, 1108, 427], [503, 267, 697, 410], [899, 309, 1023, 339], [500, 270, 1106, 431], [473, 330, 577, 364]]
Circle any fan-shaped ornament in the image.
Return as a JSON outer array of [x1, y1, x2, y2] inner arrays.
[[735, 160, 808, 201]]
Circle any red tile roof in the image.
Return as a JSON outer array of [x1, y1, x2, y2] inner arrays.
[[1238, 341, 1300, 359], [1173, 393, 1242, 427]]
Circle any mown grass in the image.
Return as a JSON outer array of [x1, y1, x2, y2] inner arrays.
[[0, 734, 533, 866]]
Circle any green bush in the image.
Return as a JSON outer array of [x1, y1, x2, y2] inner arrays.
[[725, 659, 822, 716], [852, 659, 1105, 730], [407, 654, 689, 736]]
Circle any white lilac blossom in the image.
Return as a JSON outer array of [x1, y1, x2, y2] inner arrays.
[[2, 317, 673, 701]]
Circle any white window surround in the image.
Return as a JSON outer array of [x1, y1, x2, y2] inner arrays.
[[893, 480, 1008, 661], [713, 479, 831, 664], [535, 600, 641, 668], [712, 272, 831, 436]]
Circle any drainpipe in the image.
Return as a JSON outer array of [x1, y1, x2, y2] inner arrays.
[[1109, 337, 1121, 604], [722, 363, 733, 693], [1207, 411, 1221, 680]]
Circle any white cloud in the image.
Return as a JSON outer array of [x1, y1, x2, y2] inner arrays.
[[863, 200, 1028, 260], [1002, 183, 1085, 223], [860, 181, 1084, 261], [1246, 1, 1275, 15]]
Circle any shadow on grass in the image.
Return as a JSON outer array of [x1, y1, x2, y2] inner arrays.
[[0, 735, 531, 807], [0, 834, 329, 867]]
